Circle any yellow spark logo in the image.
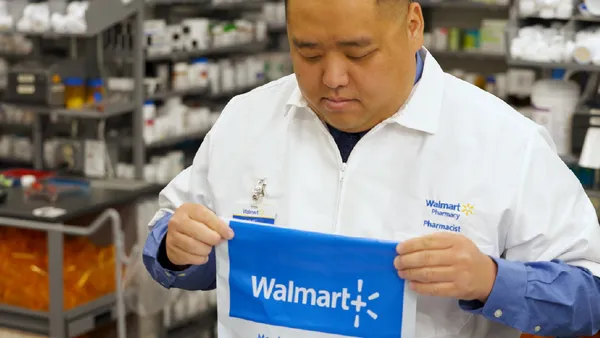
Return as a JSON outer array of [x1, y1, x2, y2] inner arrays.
[[461, 203, 475, 216]]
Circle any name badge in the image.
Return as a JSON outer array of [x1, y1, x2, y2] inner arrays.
[[232, 203, 277, 225]]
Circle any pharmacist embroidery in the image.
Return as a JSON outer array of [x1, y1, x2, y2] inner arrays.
[[219, 219, 415, 338], [425, 199, 475, 220]]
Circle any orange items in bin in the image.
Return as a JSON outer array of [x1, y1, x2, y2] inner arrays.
[[0, 227, 120, 311]]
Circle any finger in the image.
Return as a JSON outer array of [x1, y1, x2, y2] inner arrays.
[[408, 281, 458, 298], [398, 266, 456, 283], [396, 233, 453, 255], [167, 243, 209, 266], [177, 219, 223, 246], [189, 207, 234, 240], [171, 231, 214, 256], [394, 249, 453, 269]]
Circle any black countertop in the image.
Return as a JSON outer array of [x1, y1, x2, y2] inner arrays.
[[0, 179, 163, 223]]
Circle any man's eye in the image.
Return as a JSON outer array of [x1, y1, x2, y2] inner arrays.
[[304, 55, 322, 61], [347, 51, 374, 60]]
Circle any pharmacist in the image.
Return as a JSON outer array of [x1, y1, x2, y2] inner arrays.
[[143, 0, 600, 336]]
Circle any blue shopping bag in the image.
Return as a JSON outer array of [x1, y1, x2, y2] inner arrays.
[[215, 219, 416, 338]]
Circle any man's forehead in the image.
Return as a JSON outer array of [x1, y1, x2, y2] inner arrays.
[[285, 0, 407, 22], [285, 0, 408, 10]]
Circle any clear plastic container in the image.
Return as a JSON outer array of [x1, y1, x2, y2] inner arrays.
[[0, 227, 119, 311]]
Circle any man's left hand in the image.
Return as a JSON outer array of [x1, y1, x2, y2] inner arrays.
[[394, 232, 498, 302]]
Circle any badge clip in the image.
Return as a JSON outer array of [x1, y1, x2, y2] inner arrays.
[[251, 178, 266, 207]]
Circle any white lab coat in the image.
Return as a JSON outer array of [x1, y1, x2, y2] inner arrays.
[[153, 51, 600, 337]]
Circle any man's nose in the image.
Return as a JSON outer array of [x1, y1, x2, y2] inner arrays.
[[322, 58, 349, 89]]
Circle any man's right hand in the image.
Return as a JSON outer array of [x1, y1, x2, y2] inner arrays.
[[166, 203, 234, 266]]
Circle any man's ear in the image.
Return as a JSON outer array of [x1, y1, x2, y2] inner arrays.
[[406, 2, 424, 40]]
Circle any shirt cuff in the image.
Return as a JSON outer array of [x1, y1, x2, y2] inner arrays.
[[143, 212, 201, 288], [459, 257, 528, 328], [157, 230, 191, 271]]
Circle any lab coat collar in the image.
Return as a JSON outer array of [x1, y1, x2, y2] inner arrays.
[[285, 83, 307, 110], [387, 48, 444, 134], [284, 48, 444, 134]]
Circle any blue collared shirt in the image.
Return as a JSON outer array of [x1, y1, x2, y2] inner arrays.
[[143, 51, 600, 336]]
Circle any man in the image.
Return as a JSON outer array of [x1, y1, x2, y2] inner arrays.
[[143, 0, 600, 336]]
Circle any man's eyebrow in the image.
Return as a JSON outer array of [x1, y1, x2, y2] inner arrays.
[[292, 38, 320, 49], [336, 37, 373, 48]]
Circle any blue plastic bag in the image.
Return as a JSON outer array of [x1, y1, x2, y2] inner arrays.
[[216, 219, 417, 338]]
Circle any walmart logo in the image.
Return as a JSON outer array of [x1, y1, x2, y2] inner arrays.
[[242, 208, 264, 216], [251, 276, 379, 328], [426, 200, 474, 220]]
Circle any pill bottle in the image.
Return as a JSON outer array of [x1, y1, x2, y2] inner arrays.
[[189, 57, 209, 88], [143, 100, 156, 144], [86, 78, 104, 104], [64, 77, 85, 109], [448, 28, 461, 51], [172, 62, 189, 90]]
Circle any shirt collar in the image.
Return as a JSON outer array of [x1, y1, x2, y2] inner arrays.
[[285, 47, 445, 134]]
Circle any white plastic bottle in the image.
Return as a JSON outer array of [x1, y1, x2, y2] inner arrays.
[[188, 57, 209, 89], [530, 69, 580, 156]]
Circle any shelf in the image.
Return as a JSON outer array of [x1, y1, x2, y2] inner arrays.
[[0, 157, 32, 167], [0, 293, 125, 338], [207, 83, 265, 100], [148, 87, 209, 101], [519, 14, 600, 22], [0, 102, 134, 119], [0, 122, 32, 132], [149, 0, 264, 10], [430, 49, 506, 60], [148, 82, 263, 102], [5, 0, 140, 37], [210, 0, 265, 10], [146, 40, 269, 62], [147, 130, 208, 149], [268, 23, 287, 33], [419, 0, 509, 9], [507, 59, 600, 71]]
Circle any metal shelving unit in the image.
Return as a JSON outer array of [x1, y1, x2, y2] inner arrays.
[[0, 0, 147, 338], [0, 0, 147, 178], [505, 0, 600, 72]]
